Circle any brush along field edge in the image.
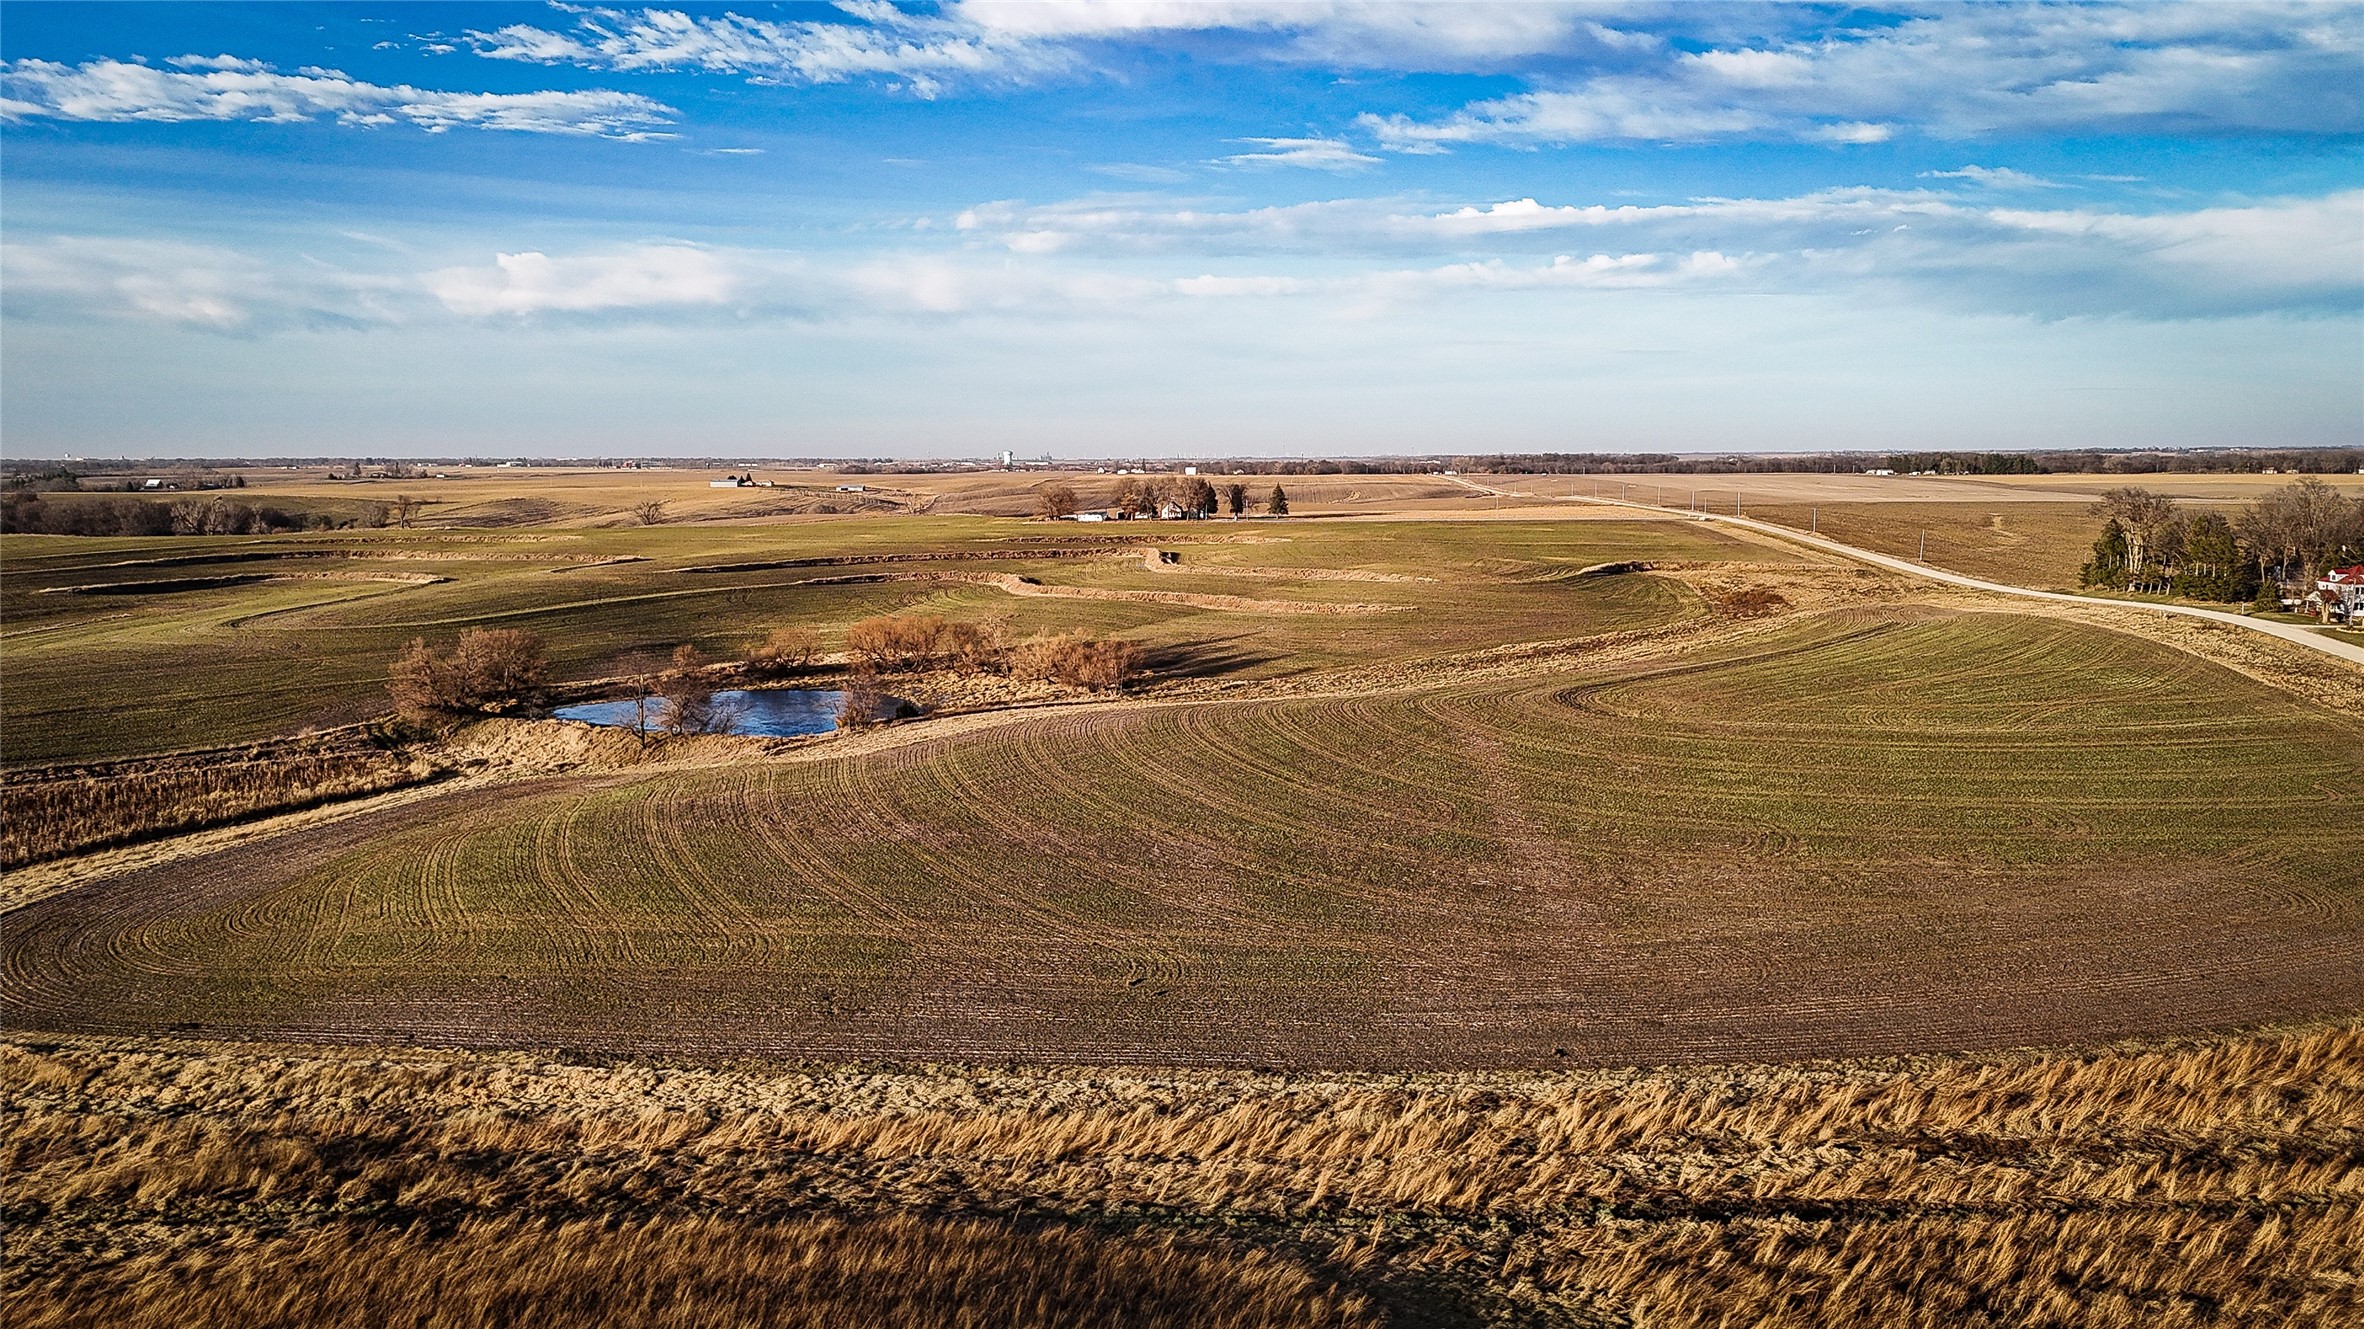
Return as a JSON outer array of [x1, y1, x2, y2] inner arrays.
[[1556, 487, 2364, 668]]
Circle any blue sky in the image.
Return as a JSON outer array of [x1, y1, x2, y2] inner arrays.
[[3, 2, 2359, 458]]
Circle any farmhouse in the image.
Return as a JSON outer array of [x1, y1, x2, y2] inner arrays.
[[2315, 564, 2364, 623]]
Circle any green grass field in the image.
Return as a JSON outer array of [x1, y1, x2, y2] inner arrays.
[[11, 607, 2355, 1066], [0, 517, 1746, 764]]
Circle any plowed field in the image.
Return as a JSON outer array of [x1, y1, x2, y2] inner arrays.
[[10, 609, 2357, 1067]]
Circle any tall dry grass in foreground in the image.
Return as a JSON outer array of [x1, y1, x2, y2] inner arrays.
[[0, 745, 436, 869], [3, 1023, 2358, 1326], [4, 1214, 1370, 1329]]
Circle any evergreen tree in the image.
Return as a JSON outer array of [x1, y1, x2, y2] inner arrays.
[[2170, 512, 2257, 602], [1267, 485, 1289, 517], [2080, 518, 2129, 588]]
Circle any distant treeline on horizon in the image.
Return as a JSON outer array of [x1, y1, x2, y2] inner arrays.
[[7, 447, 2361, 485]]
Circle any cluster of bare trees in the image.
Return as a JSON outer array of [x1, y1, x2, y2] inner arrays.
[[2082, 478, 2364, 603], [2234, 477, 2364, 585], [1034, 479, 1289, 519], [842, 613, 1143, 691], [388, 629, 550, 725]]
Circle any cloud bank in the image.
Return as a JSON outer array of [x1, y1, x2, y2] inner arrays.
[[11, 185, 2354, 333], [1362, 4, 2364, 146]]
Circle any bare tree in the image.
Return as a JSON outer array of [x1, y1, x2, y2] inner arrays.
[[1113, 477, 1153, 518], [656, 644, 718, 736], [389, 495, 422, 529], [941, 620, 1008, 675], [2089, 487, 2177, 584], [632, 500, 666, 526], [836, 667, 885, 729], [845, 614, 946, 671], [386, 628, 548, 726], [1035, 485, 1080, 519], [748, 626, 821, 676], [1007, 633, 1145, 691], [2236, 477, 2364, 588]]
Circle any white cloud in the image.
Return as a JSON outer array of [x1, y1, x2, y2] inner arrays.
[[944, 187, 2364, 319], [11, 185, 2353, 339], [1214, 136, 1378, 171], [164, 54, 271, 73], [468, 4, 1068, 97], [1806, 121, 1891, 145], [1173, 273, 1310, 297], [1, 236, 406, 329], [426, 246, 739, 316], [953, 1, 1643, 69], [0, 56, 674, 138], [1364, 4, 2364, 147], [1922, 165, 2065, 189]]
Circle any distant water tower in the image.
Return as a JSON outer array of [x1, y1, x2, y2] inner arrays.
[[1000, 450, 1014, 468]]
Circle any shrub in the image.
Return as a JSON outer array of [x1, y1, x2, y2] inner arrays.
[[941, 620, 1008, 675], [1009, 634, 1145, 691], [387, 629, 549, 723], [845, 614, 946, 671], [748, 627, 821, 676]]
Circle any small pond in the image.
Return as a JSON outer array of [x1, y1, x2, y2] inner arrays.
[[553, 688, 881, 738]]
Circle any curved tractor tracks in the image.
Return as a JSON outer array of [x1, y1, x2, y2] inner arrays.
[[6, 591, 2359, 1069]]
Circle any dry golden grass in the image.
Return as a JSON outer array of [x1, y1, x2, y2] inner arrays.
[[0, 742, 439, 869], [5, 1214, 1371, 1329], [5, 1022, 2357, 1326]]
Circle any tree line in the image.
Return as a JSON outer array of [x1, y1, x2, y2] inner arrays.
[[2081, 478, 2364, 605], [2, 491, 400, 536], [1035, 479, 1287, 518]]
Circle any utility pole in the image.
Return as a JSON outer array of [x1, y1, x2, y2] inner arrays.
[[1920, 531, 1927, 562], [1811, 507, 1817, 535], [1735, 491, 1742, 516]]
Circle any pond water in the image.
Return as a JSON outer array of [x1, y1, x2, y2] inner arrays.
[[553, 689, 859, 738]]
